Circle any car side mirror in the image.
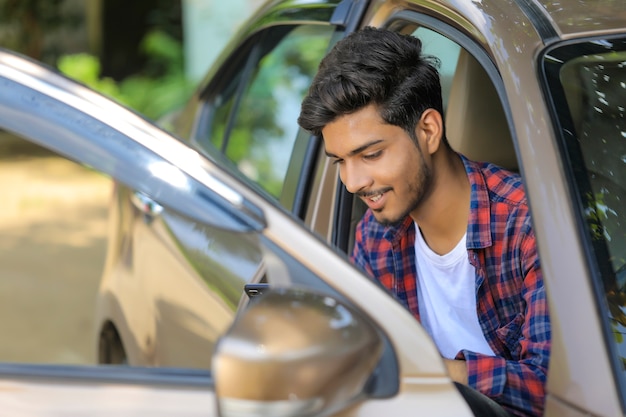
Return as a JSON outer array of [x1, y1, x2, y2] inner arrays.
[[213, 288, 383, 417]]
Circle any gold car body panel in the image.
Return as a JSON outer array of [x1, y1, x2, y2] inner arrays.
[[427, 2, 624, 416]]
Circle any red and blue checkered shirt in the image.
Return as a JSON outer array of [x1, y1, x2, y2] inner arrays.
[[351, 155, 550, 417]]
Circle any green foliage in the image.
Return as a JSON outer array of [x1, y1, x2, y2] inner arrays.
[[57, 54, 125, 104], [57, 29, 193, 120], [586, 189, 626, 359], [217, 29, 332, 197]]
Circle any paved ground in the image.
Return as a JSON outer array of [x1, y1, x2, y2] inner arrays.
[[0, 137, 112, 365]]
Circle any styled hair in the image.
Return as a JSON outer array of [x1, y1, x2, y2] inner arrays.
[[298, 26, 445, 145]]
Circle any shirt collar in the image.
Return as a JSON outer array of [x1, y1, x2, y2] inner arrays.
[[460, 154, 492, 249]]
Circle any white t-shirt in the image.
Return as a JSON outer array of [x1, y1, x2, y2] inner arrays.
[[414, 222, 495, 359]]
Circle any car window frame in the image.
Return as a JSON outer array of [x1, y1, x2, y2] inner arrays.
[[540, 35, 626, 411], [191, 22, 345, 211]]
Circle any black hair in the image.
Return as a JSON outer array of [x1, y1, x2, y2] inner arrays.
[[298, 26, 446, 145]]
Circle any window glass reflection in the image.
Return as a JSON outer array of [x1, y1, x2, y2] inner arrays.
[[224, 25, 335, 198], [561, 50, 626, 275], [551, 40, 626, 372]]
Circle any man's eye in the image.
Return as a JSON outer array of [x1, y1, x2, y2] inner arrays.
[[332, 158, 344, 165], [364, 151, 382, 160]]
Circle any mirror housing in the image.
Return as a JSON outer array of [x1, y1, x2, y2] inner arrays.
[[213, 288, 383, 417]]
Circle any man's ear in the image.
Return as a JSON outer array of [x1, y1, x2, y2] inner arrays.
[[415, 108, 443, 155]]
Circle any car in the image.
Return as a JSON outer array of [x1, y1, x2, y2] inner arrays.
[[2, 0, 626, 416]]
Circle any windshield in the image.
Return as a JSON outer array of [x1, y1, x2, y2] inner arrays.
[[543, 36, 626, 395]]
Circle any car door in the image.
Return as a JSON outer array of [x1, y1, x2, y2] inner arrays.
[[100, 0, 370, 370], [540, 36, 626, 417], [0, 48, 224, 415], [0, 42, 476, 417]]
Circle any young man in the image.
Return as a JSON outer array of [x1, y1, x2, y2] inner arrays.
[[298, 27, 550, 417]]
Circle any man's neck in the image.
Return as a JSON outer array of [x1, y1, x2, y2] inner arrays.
[[411, 152, 470, 255]]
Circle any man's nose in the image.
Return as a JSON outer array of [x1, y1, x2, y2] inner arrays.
[[340, 162, 371, 194]]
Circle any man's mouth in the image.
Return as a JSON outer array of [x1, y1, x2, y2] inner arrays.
[[359, 189, 390, 209], [369, 193, 383, 202]]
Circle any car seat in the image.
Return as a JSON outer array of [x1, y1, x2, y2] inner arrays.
[[445, 49, 517, 171]]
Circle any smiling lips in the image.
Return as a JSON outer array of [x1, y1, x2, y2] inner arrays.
[[360, 190, 388, 210]]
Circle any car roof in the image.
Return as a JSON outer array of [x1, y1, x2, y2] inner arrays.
[[400, 0, 626, 42], [534, 0, 626, 38]]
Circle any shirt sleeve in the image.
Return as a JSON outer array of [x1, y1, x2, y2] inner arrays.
[[458, 225, 550, 417], [350, 214, 376, 277], [350, 217, 365, 263]]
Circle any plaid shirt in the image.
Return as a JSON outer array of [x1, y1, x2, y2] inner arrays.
[[351, 155, 550, 417]]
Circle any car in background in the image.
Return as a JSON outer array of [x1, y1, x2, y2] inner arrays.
[[2, 0, 626, 416]]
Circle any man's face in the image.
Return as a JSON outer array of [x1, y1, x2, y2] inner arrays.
[[323, 104, 432, 225]]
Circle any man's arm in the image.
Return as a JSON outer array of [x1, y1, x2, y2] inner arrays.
[[460, 226, 550, 417]]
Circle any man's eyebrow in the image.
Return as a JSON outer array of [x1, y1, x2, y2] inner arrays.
[[325, 139, 385, 158]]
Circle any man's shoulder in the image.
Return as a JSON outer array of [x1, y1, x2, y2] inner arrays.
[[469, 159, 527, 206]]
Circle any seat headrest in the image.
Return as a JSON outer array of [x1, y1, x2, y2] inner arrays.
[[445, 50, 517, 171]]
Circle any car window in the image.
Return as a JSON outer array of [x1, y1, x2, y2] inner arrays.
[[543, 37, 626, 390], [198, 24, 336, 199], [0, 132, 112, 365]]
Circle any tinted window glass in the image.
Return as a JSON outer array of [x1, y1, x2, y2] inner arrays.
[[543, 37, 626, 389], [201, 25, 335, 199]]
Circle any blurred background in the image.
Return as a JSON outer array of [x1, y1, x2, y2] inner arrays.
[[0, 0, 263, 365], [0, 0, 264, 120]]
